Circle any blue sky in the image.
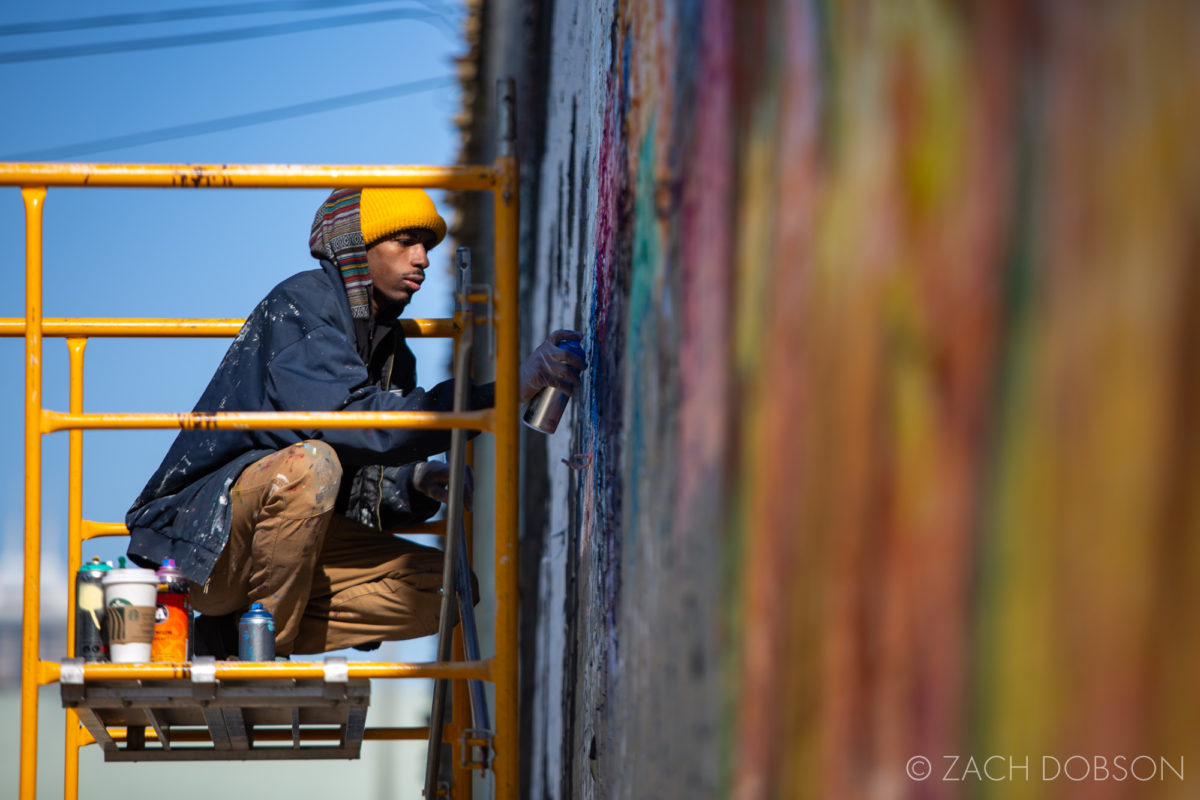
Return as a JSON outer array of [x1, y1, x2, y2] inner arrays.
[[0, 0, 468, 657]]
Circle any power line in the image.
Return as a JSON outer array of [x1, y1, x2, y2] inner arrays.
[[0, 8, 452, 65], [0, 0, 459, 38], [0, 75, 457, 161]]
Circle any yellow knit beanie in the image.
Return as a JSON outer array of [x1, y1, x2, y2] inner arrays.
[[359, 188, 447, 248]]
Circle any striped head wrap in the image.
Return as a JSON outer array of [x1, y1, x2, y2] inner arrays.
[[309, 188, 448, 320], [309, 189, 371, 319]]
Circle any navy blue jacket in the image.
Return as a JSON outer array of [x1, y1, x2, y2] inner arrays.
[[126, 259, 470, 584]]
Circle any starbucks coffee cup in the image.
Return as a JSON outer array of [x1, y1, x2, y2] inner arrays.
[[102, 568, 159, 663]]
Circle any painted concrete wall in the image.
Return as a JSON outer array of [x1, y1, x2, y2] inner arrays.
[[460, 1, 1200, 798]]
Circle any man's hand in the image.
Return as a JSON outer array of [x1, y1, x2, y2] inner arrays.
[[411, 461, 474, 511], [519, 329, 587, 405]]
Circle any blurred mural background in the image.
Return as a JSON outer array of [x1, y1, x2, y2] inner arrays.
[[456, 0, 1200, 798]]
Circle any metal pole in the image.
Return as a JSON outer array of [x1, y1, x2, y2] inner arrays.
[[19, 186, 46, 800], [456, 524, 491, 731], [0, 316, 460, 339], [450, 247, 476, 800], [38, 407, 493, 433], [59, 660, 491, 682], [64, 337, 86, 800], [491, 76, 520, 800], [424, 316, 475, 797], [0, 162, 498, 191]]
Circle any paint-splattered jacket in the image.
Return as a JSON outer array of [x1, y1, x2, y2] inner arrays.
[[126, 258, 481, 584]]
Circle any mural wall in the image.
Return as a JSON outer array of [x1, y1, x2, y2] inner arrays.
[[460, 1, 1200, 797]]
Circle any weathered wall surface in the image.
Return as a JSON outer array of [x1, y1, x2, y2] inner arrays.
[[460, 1, 1200, 798]]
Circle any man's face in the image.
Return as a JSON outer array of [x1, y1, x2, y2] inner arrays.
[[365, 227, 437, 318]]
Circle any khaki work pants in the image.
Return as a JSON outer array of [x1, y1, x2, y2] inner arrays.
[[190, 440, 448, 656]]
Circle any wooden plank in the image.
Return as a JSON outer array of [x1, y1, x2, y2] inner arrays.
[[104, 745, 363, 762], [143, 707, 171, 750], [221, 707, 250, 750], [74, 707, 118, 753], [201, 706, 232, 750], [344, 704, 368, 755]]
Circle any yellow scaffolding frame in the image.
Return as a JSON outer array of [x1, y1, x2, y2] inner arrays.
[[1, 120, 520, 800]]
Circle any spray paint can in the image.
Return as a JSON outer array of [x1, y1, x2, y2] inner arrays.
[[238, 603, 275, 661], [522, 339, 586, 434], [75, 557, 111, 662], [151, 558, 191, 662]]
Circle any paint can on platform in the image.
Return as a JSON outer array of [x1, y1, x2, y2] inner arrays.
[[523, 339, 586, 434], [75, 557, 111, 662], [238, 603, 275, 661], [152, 558, 191, 662]]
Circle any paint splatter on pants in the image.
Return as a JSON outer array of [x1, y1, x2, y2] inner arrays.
[[190, 440, 451, 656]]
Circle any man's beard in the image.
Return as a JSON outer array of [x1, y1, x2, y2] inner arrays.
[[373, 291, 410, 321]]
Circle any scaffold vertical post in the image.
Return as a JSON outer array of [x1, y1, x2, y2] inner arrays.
[[20, 186, 47, 800], [64, 336, 87, 800], [492, 76, 519, 800]]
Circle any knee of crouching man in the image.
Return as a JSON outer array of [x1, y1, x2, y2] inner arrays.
[[296, 439, 343, 495]]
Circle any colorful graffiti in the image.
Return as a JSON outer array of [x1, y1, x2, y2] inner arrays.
[[485, 0, 1200, 797]]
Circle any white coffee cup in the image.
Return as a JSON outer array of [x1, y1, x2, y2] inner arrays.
[[102, 568, 159, 663]]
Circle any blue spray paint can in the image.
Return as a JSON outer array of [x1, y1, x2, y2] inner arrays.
[[238, 603, 275, 661], [523, 339, 586, 434]]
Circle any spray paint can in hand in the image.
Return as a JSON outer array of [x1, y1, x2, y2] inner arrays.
[[238, 603, 275, 661], [74, 557, 111, 662], [522, 339, 586, 434], [151, 558, 191, 662]]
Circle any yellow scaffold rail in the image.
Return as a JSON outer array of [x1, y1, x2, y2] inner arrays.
[[40, 408, 495, 433], [76, 519, 449, 541], [6, 78, 521, 800], [0, 161, 498, 190], [0, 317, 466, 338], [77, 726, 488, 747], [45, 659, 493, 684]]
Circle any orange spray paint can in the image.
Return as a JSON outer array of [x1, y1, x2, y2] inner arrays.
[[151, 558, 191, 662]]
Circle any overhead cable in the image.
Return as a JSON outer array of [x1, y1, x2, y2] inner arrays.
[[0, 0, 459, 38], [0, 8, 450, 65], [0, 75, 457, 161]]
